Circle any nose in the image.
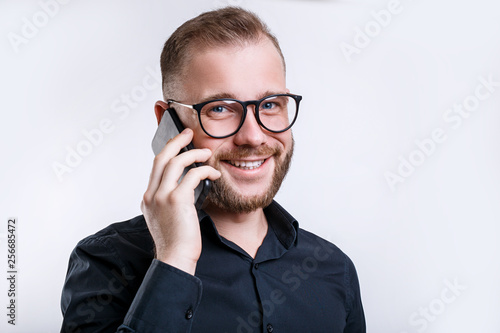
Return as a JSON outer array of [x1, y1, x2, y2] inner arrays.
[[232, 105, 267, 147]]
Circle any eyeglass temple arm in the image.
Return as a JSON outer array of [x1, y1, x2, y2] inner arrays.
[[166, 100, 197, 114]]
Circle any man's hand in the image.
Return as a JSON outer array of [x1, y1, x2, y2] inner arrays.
[[141, 128, 221, 275]]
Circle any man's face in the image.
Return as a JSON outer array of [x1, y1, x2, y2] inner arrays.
[[177, 38, 294, 213]]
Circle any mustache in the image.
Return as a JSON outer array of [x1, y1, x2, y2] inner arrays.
[[212, 146, 282, 161]]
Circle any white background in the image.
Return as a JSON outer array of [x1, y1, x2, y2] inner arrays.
[[1, 0, 499, 332]]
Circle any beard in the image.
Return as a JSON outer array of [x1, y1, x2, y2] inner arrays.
[[204, 139, 294, 214]]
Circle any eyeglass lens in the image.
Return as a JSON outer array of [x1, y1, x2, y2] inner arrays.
[[199, 95, 297, 137]]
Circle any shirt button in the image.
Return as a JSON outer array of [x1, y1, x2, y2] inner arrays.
[[254, 263, 259, 269], [266, 323, 274, 332], [185, 309, 193, 320]]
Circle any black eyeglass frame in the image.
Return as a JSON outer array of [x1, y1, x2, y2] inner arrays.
[[167, 93, 302, 139]]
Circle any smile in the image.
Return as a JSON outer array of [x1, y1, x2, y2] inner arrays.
[[226, 159, 266, 170]]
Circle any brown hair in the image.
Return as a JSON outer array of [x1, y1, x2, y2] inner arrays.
[[160, 7, 285, 99]]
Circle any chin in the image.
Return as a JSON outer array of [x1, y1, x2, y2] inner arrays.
[[206, 139, 294, 214], [205, 181, 275, 214]]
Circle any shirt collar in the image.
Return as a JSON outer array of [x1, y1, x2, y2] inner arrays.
[[198, 200, 299, 258], [263, 200, 298, 249]]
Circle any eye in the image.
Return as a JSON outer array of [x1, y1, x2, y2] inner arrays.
[[202, 101, 241, 119], [210, 105, 227, 113], [261, 102, 276, 109]]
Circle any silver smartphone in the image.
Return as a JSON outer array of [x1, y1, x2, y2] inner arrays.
[[151, 108, 211, 210]]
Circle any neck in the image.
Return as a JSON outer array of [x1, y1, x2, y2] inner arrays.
[[204, 205, 268, 259]]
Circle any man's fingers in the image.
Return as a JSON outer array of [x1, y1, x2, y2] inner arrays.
[[172, 165, 221, 200], [155, 149, 215, 197], [145, 128, 193, 196]]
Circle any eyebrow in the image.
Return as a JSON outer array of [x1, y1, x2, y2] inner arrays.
[[199, 90, 286, 103]]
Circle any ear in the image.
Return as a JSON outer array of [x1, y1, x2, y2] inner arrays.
[[154, 100, 169, 125], [286, 88, 290, 93]]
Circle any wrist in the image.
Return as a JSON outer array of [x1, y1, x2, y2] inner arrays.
[[156, 252, 198, 276]]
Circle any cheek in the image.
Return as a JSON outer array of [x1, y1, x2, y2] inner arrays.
[[191, 128, 206, 149], [192, 129, 225, 153], [188, 119, 212, 149], [178, 109, 198, 131], [273, 132, 293, 152]]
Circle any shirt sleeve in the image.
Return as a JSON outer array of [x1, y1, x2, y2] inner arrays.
[[60, 237, 203, 333], [343, 255, 366, 333]]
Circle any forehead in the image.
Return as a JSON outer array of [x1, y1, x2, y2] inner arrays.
[[181, 39, 286, 102]]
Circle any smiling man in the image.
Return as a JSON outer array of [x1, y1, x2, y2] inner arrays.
[[61, 7, 365, 333]]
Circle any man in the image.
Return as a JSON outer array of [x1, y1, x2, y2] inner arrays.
[[61, 7, 365, 333]]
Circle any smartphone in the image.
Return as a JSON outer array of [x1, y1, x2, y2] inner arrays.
[[151, 108, 211, 210]]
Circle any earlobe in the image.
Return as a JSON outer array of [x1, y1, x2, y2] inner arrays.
[[154, 100, 169, 125]]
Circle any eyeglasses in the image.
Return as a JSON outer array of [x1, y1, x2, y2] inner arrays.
[[167, 93, 302, 139]]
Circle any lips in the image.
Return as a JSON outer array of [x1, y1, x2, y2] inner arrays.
[[225, 159, 266, 170]]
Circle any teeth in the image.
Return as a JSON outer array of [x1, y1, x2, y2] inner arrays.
[[228, 160, 265, 170]]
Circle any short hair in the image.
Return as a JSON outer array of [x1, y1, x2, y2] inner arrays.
[[160, 7, 285, 99]]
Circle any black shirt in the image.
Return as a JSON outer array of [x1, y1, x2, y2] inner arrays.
[[61, 201, 365, 332]]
